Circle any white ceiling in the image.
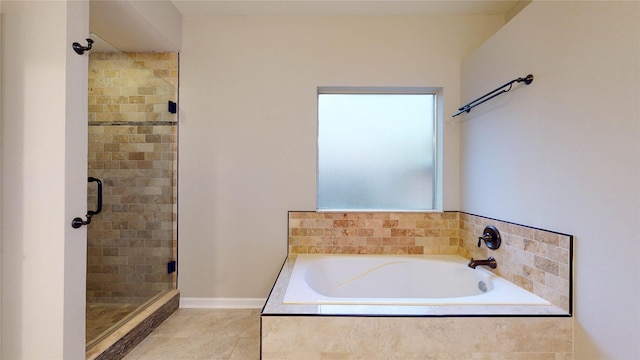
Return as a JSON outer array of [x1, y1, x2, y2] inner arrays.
[[170, 0, 524, 17]]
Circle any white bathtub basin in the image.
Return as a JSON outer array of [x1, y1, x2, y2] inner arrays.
[[282, 254, 551, 306]]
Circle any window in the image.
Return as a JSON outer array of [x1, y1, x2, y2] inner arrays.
[[317, 89, 437, 211]]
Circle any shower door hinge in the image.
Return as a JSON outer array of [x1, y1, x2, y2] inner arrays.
[[167, 260, 177, 274], [168, 101, 177, 114]]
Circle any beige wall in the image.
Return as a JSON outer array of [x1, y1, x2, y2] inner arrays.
[[90, 0, 182, 52], [460, 1, 640, 358], [178, 15, 504, 298], [1, 0, 89, 358], [0, 0, 3, 356]]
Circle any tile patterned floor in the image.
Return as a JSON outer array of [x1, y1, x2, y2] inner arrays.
[[123, 308, 261, 360], [86, 303, 140, 343]]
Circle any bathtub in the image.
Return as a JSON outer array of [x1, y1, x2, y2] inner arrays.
[[282, 254, 550, 306]]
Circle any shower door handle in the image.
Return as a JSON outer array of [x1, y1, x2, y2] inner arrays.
[[86, 177, 103, 217], [71, 177, 103, 229]]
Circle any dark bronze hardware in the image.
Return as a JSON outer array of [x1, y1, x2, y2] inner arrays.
[[72, 177, 102, 228], [477, 225, 501, 250], [452, 74, 534, 117], [468, 257, 497, 269], [72, 38, 94, 55]]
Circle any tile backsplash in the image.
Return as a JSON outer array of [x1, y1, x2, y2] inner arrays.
[[288, 211, 460, 255], [459, 213, 572, 312], [288, 211, 572, 312]]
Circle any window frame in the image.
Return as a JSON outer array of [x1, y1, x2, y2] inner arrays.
[[316, 87, 441, 211]]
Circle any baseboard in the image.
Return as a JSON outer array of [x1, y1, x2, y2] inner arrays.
[[180, 297, 266, 309]]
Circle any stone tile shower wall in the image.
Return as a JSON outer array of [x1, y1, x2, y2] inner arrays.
[[87, 52, 178, 302], [288, 211, 572, 312]]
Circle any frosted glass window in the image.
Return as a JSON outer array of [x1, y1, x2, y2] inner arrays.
[[318, 92, 436, 211]]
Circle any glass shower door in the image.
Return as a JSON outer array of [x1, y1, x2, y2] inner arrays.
[[85, 34, 178, 346]]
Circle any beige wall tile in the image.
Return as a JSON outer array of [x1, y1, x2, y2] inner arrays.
[[87, 52, 178, 302], [288, 212, 572, 311], [262, 316, 573, 358]]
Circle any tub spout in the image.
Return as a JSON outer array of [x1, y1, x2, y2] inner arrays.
[[468, 257, 497, 269]]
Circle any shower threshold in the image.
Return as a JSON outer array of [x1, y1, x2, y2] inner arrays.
[[86, 289, 179, 360]]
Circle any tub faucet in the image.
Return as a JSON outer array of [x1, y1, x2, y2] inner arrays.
[[468, 257, 497, 269]]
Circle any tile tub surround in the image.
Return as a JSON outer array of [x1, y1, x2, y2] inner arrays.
[[458, 213, 573, 313], [261, 251, 573, 358], [288, 211, 461, 255], [268, 212, 574, 358], [261, 315, 573, 359], [287, 211, 573, 313]]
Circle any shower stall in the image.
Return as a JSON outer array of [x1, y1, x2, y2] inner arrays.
[[85, 34, 179, 349]]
